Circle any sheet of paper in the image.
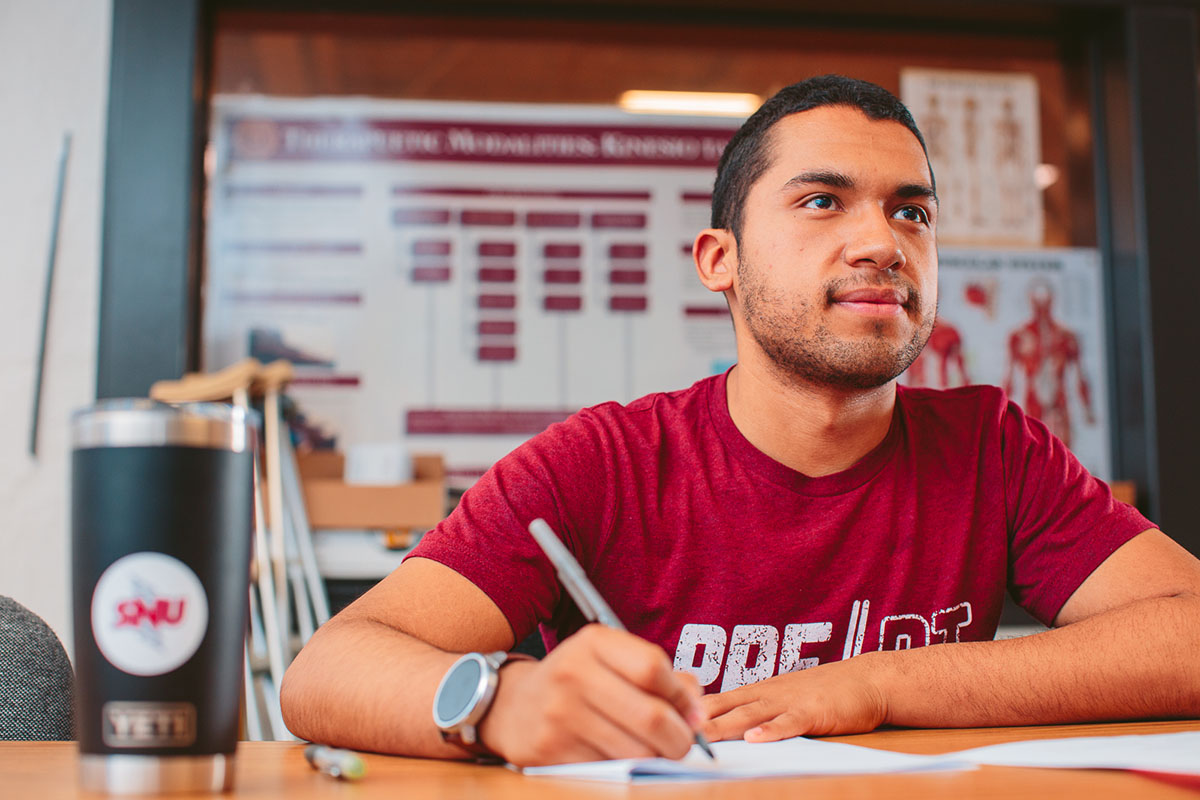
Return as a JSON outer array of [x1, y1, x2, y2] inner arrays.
[[956, 731, 1200, 775], [523, 731, 1200, 783], [522, 737, 972, 782]]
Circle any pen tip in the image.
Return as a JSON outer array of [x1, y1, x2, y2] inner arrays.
[[695, 732, 717, 760], [342, 757, 367, 780]]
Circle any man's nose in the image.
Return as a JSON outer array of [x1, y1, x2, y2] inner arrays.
[[842, 208, 906, 271]]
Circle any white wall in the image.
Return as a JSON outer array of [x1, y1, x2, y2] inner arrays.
[[0, 0, 113, 654]]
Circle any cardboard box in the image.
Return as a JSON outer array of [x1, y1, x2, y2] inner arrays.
[[1109, 480, 1136, 506], [297, 451, 446, 532]]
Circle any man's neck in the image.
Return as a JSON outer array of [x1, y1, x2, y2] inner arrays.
[[725, 361, 898, 478]]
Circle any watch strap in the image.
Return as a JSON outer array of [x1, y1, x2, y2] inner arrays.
[[441, 729, 504, 763]]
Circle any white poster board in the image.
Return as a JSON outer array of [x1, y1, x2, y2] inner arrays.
[[204, 97, 739, 485], [900, 68, 1043, 246]]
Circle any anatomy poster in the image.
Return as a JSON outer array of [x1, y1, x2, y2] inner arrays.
[[204, 96, 739, 485], [901, 248, 1111, 479], [900, 68, 1043, 246]]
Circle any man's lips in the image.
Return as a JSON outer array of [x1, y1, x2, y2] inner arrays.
[[832, 287, 907, 305], [829, 286, 912, 317]]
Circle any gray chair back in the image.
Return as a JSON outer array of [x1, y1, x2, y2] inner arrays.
[[0, 596, 74, 740]]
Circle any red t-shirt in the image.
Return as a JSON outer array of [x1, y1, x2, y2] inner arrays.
[[408, 372, 1151, 692]]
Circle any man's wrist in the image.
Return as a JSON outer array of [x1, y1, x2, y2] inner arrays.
[[475, 656, 537, 760], [433, 650, 536, 761], [842, 649, 895, 728]]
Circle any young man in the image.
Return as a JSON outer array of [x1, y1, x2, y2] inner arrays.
[[280, 76, 1200, 766]]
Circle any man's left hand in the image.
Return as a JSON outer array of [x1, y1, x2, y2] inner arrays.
[[701, 654, 889, 742]]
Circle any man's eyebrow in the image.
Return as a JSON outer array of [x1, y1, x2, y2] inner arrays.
[[782, 170, 854, 190], [897, 182, 939, 205]]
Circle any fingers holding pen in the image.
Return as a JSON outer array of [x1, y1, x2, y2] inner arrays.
[[567, 625, 704, 758], [591, 625, 706, 728], [519, 519, 710, 762], [479, 624, 704, 765], [582, 654, 697, 759]]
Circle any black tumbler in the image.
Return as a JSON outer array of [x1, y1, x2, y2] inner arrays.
[[72, 400, 257, 794]]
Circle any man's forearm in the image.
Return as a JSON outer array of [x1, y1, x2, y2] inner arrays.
[[283, 619, 706, 765], [279, 617, 469, 757], [872, 592, 1200, 728]]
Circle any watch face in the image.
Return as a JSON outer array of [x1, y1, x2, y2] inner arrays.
[[435, 655, 485, 726]]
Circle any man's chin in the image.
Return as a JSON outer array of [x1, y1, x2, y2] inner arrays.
[[748, 314, 931, 390], [797, 344, 926, 390], [765, 354, 913, 391], [826, 313, 922, 337]]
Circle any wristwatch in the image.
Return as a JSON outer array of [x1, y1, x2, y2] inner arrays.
[[432, 651, 520, 760]]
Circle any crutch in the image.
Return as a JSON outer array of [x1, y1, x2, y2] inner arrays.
[[243, 650, 262, 741], [248, 443, 289, 739], [254, 360, 295, 660], [279, 429, 330, 627], [150, 358, 288, 739], [255, 361, 330, 655], [150, 357, 261, 410]]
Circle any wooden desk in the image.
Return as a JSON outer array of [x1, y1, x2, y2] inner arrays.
[[4, 721, 1197, 799]]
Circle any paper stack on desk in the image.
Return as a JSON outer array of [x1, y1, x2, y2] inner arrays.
[[522, 737, 973, 782], [955, 731, 1200, 774], [523, 731, 1200, 783]]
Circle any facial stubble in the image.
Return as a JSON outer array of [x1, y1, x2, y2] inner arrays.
[[737, 260, 935, 390]]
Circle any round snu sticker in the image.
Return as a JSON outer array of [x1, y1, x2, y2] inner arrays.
[[91, 552, 209, 676]]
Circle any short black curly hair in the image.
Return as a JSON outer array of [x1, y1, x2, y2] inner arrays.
[[711, 75, 933, 240]]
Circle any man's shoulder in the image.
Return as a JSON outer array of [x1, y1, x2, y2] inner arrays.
[[573, 373, 720, 428], [518, 374, 720, 463], [897, 382, 1007, 408], [509, 374, 720, 479], [896, 383, 1012, 430]]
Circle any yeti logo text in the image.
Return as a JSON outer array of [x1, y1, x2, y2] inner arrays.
[[115, 598, 187, 628], [103, 701, 197, 748]]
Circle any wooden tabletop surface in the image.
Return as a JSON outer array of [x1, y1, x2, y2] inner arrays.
[[4, 720, 1198, 799]]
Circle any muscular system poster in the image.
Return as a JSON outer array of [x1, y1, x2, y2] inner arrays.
[[902, 248, 1111, 480]]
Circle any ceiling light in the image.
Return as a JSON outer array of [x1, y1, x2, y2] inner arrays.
[[618, 90, 762, 117], [1034, 163, 1061, 190]]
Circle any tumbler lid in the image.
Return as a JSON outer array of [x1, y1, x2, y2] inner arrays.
[[71, 399, 259, 452]]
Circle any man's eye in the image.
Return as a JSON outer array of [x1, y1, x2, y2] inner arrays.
[[893, 206, 929, 224], [802, 195, 837, 210]]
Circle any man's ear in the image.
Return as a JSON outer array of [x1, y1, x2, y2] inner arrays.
[[694, 228, 737, 294]]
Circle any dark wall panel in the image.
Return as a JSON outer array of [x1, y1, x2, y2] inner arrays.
[[1127, 7, 1200, 548], [97, 0, 205, 398]]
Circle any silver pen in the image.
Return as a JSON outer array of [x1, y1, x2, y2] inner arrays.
[[527, 518, 716, 760]]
